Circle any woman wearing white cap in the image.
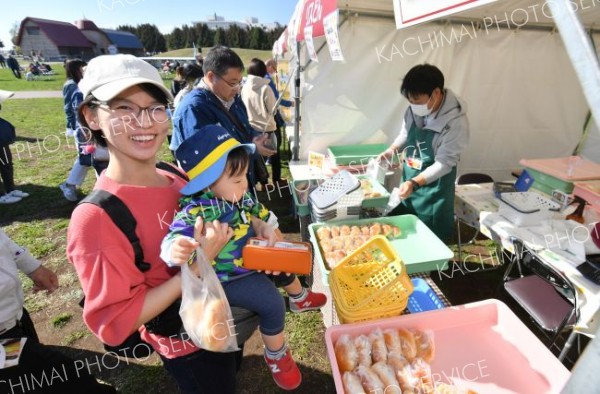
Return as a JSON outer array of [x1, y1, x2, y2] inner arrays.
[[67, 54, 258, 393], [0, 90, 30, 204]]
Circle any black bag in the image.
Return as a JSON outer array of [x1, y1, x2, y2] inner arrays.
[[0, 118, 16, 146], [78, 162, 189, 356]]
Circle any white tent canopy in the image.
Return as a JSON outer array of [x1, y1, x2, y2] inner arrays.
[[285, 0, 600, 180]]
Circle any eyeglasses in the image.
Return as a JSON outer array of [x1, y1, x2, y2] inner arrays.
[[216, 74, 243, 89], [92, 100, 170, 124]]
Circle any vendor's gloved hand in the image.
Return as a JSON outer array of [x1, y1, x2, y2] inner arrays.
[[399, 181, 415, 199], [377, 148, 395, 163]]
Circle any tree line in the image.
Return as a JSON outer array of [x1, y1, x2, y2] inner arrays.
[[116, 23, 286, 54]]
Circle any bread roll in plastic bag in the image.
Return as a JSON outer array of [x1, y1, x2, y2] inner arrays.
[[179, 249, 239, 352]]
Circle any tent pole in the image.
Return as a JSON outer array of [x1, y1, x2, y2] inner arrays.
[[547, 0, 600, 130], [293, 40, 301, 161]]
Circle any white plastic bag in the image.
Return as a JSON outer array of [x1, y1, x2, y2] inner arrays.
[[179, 249, 239, 352]]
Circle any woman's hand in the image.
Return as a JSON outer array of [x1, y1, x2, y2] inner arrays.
[[170, 236, 199, 266], [196, 217, 233, 262]]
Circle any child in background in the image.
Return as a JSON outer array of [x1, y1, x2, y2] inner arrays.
[[160, 125, 327, 391], [0, 90, 30, 204]]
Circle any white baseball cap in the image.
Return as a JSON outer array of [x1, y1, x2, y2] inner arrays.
[[0, 90, 15, 104], [78, 54, 173, 102]]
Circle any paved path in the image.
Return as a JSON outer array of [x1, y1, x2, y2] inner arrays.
[[11, 91, 62, 99]]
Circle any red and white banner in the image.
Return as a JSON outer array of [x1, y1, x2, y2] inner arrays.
[[295, 0, 338, 41], [393, 0, 498, 29], [272, 29, 289, 57]]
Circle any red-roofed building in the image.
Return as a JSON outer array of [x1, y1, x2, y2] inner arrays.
[[16, 17, 144, 61], [17, 17, 95, 60]]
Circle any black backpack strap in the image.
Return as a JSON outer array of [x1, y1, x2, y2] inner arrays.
[[156, 161, 189, 181], [79, 190, 151, 273]]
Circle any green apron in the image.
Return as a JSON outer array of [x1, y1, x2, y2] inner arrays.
[[392, 121, 456, 243]]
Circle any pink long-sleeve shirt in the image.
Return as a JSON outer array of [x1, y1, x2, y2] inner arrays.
[[67, 168, 198, 359]]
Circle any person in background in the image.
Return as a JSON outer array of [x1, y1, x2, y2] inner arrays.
[[59, 59, 92, 202], [6, 55, 21, 79], [170, 46, 275, 193], [173, 62, 203, 108], [67, 54, 259, 393], [241, 58, 281, 190], [0, 90, 30, 204], [171, 66, 186, 97], [0, 228, 116, 393], [378, 64, 469, 243], [0, 54, 6, 68], [265, 58, 293, 183]]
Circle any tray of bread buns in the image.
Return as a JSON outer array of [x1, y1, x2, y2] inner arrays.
[[309, 215, 453, 286], [326, 299, 570, 394]]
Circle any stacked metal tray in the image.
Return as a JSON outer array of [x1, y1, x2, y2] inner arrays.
[[308, 170, 363, 222]]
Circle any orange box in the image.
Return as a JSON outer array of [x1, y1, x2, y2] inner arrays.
[[242, 238, 312, 275]]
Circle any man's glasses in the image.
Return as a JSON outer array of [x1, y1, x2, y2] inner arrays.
[[92, 100, 170, 124], [216, 75, 243, 89]]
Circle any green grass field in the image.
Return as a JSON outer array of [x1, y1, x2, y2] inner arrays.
[[0, 64, 66, 91], [0, 47, 272, 93], [156, 47, 274, 68]]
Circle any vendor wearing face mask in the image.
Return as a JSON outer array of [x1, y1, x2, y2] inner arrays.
[[378, 64, 469, 243]]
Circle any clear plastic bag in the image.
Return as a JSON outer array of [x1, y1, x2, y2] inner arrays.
[[179, 248, 239, 352]]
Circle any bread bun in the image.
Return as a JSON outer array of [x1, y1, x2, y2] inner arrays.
[[182, 299, 234, 352], [397, 328, 417, 361], [414, 329, 435, 363], [335, 334, 358, 372]]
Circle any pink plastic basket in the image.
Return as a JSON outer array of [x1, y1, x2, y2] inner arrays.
[[574, 181, 600, 212], [325, 299, 570, 394]]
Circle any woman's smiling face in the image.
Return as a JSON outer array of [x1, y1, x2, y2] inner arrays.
[[84, 85, 170, 164]]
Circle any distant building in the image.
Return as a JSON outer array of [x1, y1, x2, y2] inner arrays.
[[16, 17, 144, 61], [199, 13, 249, 30], [196, 13, 279, 31]]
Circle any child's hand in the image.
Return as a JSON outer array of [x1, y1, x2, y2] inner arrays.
[[171, 236, 199, 266], [251, 218, 277, 246], [195, 217, 233, 262], [29, 265, 59, 294]]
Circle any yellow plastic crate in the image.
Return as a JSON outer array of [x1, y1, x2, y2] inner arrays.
[[328, 236, 413, 322]]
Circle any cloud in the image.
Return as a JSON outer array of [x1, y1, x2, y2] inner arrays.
[[158, 24, 174, 35]]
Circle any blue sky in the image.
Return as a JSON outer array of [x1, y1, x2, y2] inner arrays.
[[0, 0, 297, 50]]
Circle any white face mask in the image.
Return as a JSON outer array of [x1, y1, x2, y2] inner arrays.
[[410, 94, 434, 117]]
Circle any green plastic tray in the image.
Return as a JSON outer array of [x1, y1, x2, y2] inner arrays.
[[526, 167, 574, 195], [327, 143, 389, 166], [309, 215, 453, 286], [357, 175, 390, 209]]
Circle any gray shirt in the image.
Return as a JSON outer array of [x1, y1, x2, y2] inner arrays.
[[392, 89, 469, 183]]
